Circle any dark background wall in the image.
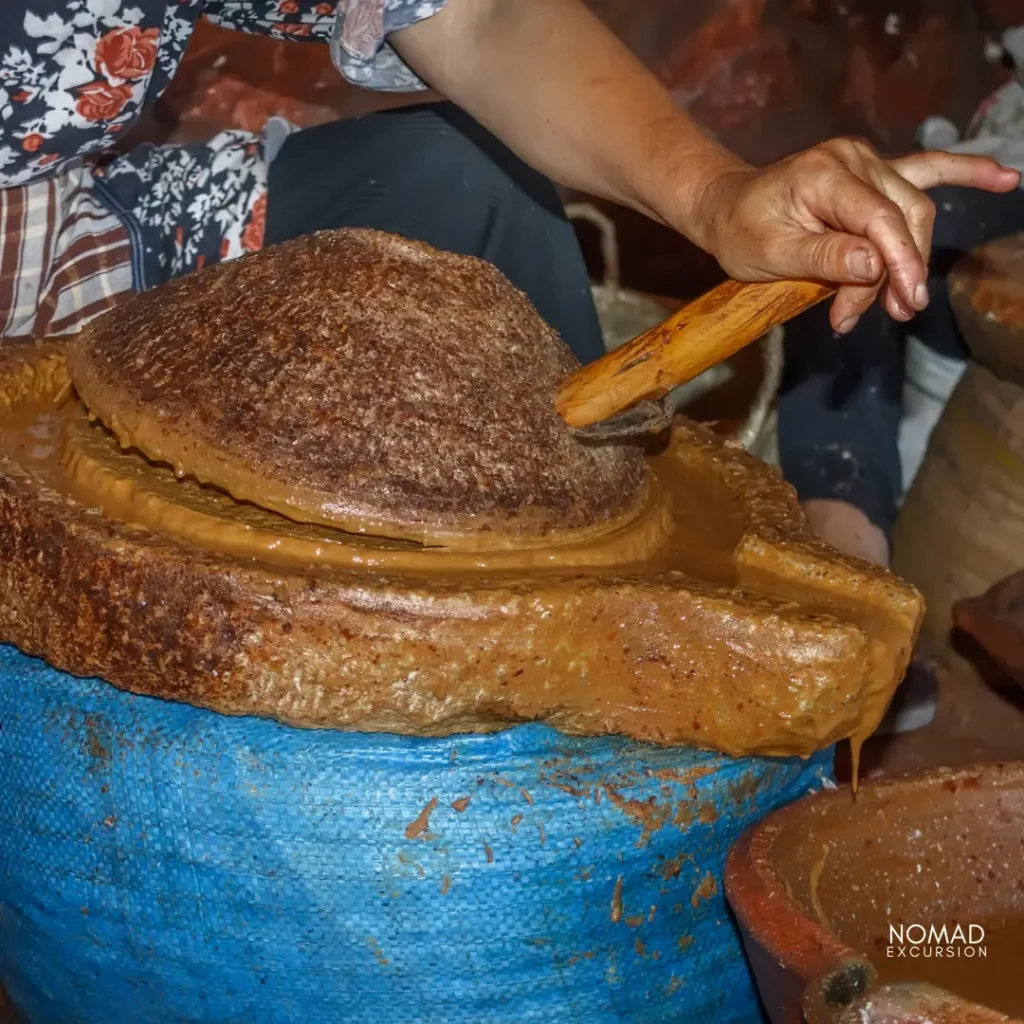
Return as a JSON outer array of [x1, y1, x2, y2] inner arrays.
[[584, 0, 1020, 293], [596, 0, 1008, 159]]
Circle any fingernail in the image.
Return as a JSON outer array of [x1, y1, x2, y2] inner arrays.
[[914, 283, 929, 308], [848, 249, 875, 282], [837, 316, 860, 334], [895, 299, 912, 319]]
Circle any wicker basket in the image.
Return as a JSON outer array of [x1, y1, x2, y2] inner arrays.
[[566, 202, 781, 460]]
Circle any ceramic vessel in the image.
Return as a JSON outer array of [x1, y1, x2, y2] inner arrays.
[[954, 571, 1024, 688], [725, 763, 1024, 1024], [893, 362, 1024, 661], [949, 233, 1024, 389]]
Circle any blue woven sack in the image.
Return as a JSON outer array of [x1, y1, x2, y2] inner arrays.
[[0, 646, 831, 1023]]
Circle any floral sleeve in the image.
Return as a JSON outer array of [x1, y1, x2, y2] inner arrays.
[[331, 0, 449, 91], [204, 1, 338, 42], [204, 0, 448, 90]]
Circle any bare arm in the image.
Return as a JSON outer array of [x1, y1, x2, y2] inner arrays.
[[393, 0, 1019, 332], [392, 0, 745, 239]]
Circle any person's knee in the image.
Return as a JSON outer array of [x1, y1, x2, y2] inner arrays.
[[926, 185, 973, 259], [927, 183, 1024, 260]]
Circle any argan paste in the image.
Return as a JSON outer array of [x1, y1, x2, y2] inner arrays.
[[0, 343, 922, 760]]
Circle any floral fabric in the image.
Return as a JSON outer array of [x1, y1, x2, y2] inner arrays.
[[333, 0, 446, 91], [99, 127, 272, 287], [0, 0, 446, 294]]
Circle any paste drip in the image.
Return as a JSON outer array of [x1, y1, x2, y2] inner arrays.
[[0, 345, 922, 762]]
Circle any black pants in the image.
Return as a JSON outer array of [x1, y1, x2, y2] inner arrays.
[[778, 184, 1024, 535], [265, 102, 605, 366]]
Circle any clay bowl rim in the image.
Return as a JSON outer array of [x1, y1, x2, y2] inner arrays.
[[953, 572, 1024, 686], [948, 234, 1024, 325], [724, 761, 1024, 1020], [948, 238, 1024, 385]]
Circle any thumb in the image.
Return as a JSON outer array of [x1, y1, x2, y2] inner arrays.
[[768, 229, 886, 334], [776, 228, 885, 285]]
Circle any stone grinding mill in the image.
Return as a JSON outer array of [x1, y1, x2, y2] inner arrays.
[[0, 229, 921, 1022]]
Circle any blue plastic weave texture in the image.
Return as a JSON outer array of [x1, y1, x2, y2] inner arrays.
[[0, 645, 832, 1023]]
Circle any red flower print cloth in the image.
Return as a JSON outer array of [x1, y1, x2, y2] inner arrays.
[[95, 26, 160, 81], [0, 0, 447, 328]]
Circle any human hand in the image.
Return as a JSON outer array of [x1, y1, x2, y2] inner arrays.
[[692, 140, 1019, 334]]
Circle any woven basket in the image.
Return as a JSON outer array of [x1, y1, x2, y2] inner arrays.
[[566, 203, 781, 460], [893, 361, 1024, 662]]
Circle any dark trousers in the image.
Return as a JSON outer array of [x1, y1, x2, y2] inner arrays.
[[778, 184, 1024, 534], [265, 102, 605, 366]]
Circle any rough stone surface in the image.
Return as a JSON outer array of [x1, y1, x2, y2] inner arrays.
[[0, 342, 923, 756], [69, 228, 647, 546]]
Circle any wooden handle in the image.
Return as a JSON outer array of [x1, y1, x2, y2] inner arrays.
[[556, 278, 835, 429]]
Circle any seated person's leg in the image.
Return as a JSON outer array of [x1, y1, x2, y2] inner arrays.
[[264, 102, 604, 365], [777, 298, 902, 566], [777, 182, 1024, 567]]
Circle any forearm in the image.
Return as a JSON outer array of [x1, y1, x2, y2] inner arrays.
[[390, 0, 1017, 330], [391, 0, 749, 248]]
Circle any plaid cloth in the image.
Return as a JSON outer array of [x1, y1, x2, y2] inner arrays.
[[0, 0, 449, 338], [1, 166, 132, 338]]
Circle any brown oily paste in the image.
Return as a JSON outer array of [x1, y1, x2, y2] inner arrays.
[[60, 404, 676, 573], [67, 229, 649, 549], [872, 913, 1024, 1018]]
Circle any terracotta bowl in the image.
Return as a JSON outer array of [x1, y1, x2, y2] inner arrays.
[[948, 233, 1024, 388], [954, 572, 1024, 689], [725, 764, 1024, 1024]]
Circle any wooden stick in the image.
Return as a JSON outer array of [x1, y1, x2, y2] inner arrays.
[[555, 278, 835, 429]]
